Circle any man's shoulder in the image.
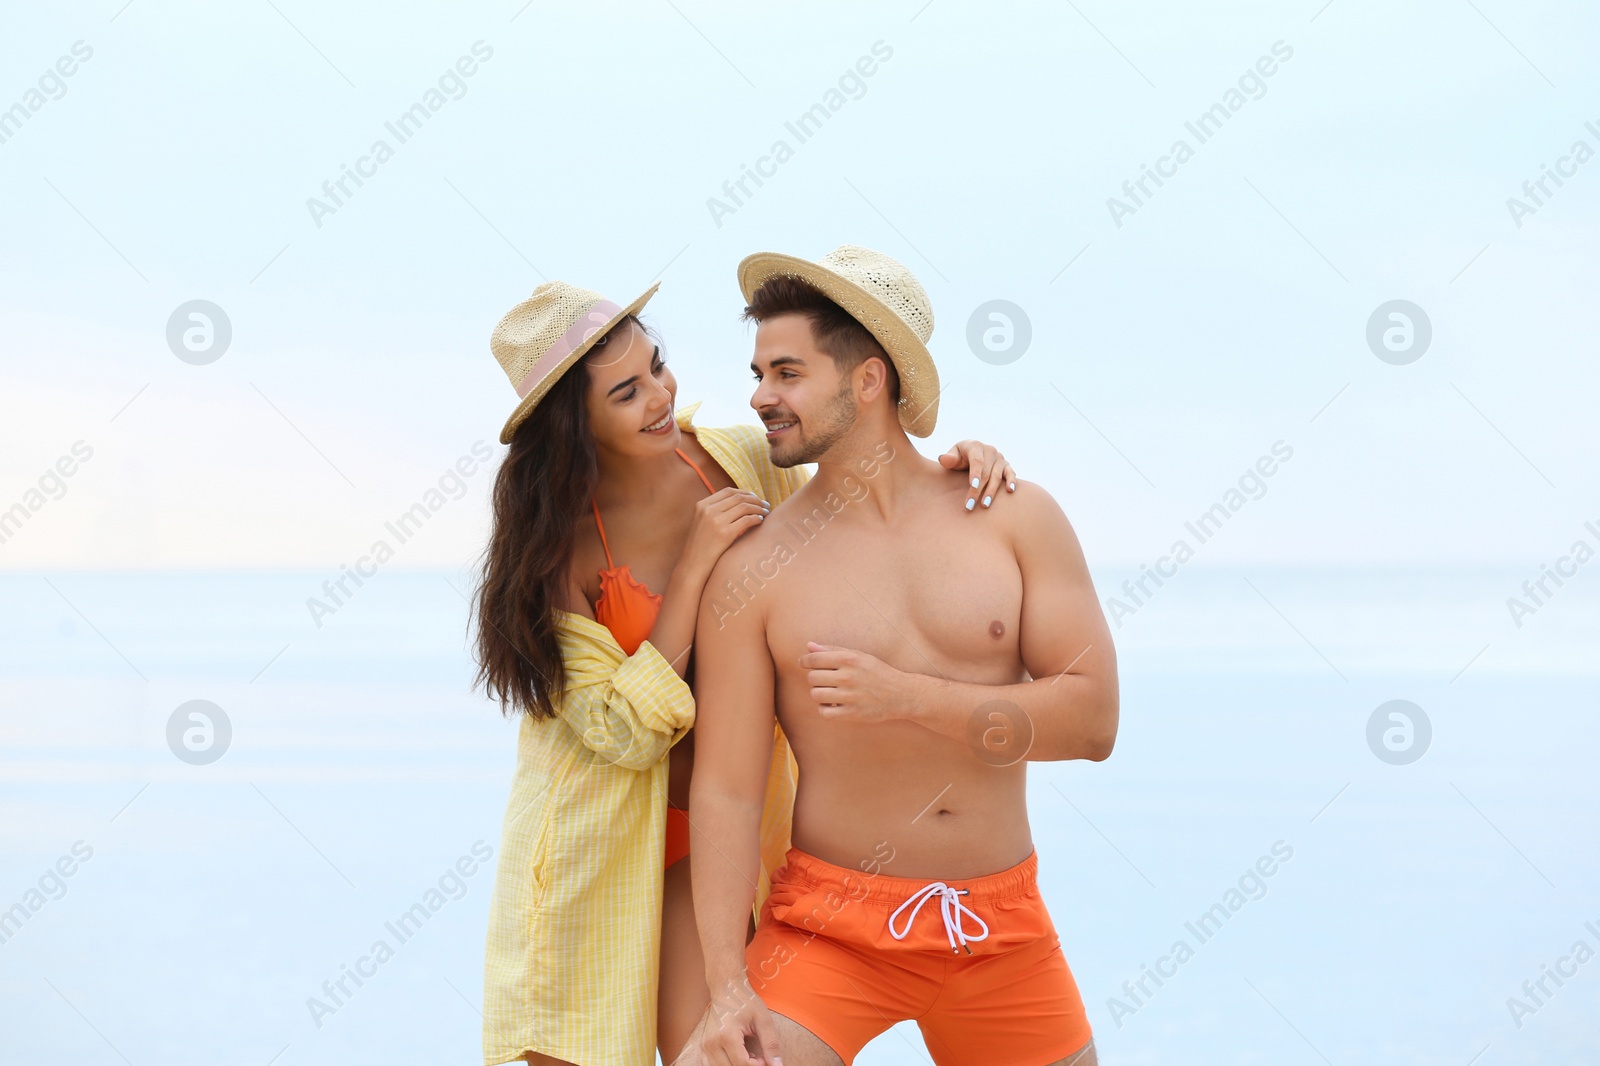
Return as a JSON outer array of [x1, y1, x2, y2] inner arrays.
[[728, 477, 827, 565], [994, 477, 1072, 533], [997, 478, 1067, 518], [700, 521, 784, 637], [931, 468, 1069, 530], [763, 472, 831, 519], [941, 476, 1074, 559], [995, 479, 1084, 572], [712, 516, 782, 572], [703, 499, 800, 601]]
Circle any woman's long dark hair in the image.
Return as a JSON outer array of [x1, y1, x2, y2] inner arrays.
[[473, 317, 642, 718]]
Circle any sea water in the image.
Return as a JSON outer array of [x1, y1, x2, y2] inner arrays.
[[0, 566, 1594, 1065]]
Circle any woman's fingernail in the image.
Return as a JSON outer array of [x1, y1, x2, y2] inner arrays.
[[965, 498, 976, 511], [983, 496, 992, 507], [1008, 481, 1016, 491], [971, 478, 980, 489]]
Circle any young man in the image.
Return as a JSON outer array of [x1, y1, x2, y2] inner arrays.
[[687, 246, 1118, 1066]]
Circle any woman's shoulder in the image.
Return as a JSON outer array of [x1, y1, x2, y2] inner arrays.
[[696, 420, 791, 486], [700, 419, 767, 454], [679, 405, 763, 470], [679, 402, 808, 498]]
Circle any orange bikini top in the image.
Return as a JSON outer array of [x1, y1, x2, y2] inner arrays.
[[591, 447, 716, 656]]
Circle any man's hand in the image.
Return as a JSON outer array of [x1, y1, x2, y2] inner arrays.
[[800, 642, 933, 723], [699, 976, 784, 1066]]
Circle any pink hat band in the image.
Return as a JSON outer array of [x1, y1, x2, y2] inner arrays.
[[513, 298, 624, 399]]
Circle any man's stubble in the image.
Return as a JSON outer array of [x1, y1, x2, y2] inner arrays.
[[770, 374, 858, 469]]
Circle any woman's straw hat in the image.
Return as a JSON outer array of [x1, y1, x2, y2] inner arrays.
[[491, 280, 659, 443], [736, 245, 940, 437]]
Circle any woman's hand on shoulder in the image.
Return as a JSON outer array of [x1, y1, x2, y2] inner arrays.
[[681, 487, 770, 577], [938, 439, 1017, 513]]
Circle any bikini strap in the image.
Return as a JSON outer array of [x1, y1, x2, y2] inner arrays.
[[593, 450, 713, 571], [590, 497, 615, 569], [675, 447, 717, 494]]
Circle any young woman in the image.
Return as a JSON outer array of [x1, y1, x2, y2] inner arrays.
[[473, 280, 1015, 1066]]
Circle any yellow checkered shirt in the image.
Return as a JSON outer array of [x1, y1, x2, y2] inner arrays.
[[483, 403, 806, 1066]]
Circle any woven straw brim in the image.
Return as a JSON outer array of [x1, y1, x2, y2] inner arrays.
[[498, 283, 659, 444], [737, 254, 940, 437]]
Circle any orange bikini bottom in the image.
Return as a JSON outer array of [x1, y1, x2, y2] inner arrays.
[[664, 807, 691, 870]]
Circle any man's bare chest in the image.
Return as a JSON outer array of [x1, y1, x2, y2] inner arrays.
[[755, 511, 1024, 681]]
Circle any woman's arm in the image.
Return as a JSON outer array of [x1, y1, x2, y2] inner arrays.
[[644, 559, 716, 680], [644, 486, 770, 679], [553, 639, 695, 771], [547, 488, 764, 766], [554, 570, 694, 769]]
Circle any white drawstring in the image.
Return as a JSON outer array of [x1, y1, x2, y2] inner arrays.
[[887, 881, 990, 955]]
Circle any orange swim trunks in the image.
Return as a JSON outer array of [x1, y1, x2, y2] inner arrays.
[[745, 847, 1092, 1065]]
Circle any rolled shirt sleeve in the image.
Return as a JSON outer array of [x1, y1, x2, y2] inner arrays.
[[555, 626, 695, 772]]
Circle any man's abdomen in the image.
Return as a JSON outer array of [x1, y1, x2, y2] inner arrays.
[[783, 719, 1035, 880]]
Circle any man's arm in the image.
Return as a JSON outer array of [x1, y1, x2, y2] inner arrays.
[[689, 546, 779, 993], [802, 481, 1119, 761]]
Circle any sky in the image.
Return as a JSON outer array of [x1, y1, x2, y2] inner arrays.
[[2, 7, 1598, 1064], [1, 0, 1597, 570]]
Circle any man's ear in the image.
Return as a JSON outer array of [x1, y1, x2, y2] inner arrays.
[[856, 354, 891, 404]]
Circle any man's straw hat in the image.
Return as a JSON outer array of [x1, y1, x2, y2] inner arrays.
[[736, 245, 940, 437], [491, 280, 659, 443]]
